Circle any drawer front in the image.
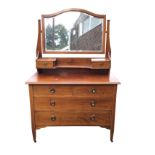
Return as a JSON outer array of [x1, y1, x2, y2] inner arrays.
[[36, 60, 54, 69], [33, 85, 115, 97], [35, 111, 111, 126], [34, 97, 113, 111], [33, 85, 73, 97], [73, 85, 115, 97]]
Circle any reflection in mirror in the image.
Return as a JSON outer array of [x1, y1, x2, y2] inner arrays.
[[44, 12, 103, 51]]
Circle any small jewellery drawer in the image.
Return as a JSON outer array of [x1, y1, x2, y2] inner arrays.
[[36, 58, 55, 69], [34, 97, 113, 111], [35, 111, 111, 126], [33, 85, 115, 97]]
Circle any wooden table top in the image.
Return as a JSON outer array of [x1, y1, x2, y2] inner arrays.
[[26, 70, 120, 85]]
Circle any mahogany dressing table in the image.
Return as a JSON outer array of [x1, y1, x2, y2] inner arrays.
[[26, 8, 120, 142]]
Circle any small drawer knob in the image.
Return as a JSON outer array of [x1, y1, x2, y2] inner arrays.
[[90, 115, 96, 121], [90, 100, 96, 107], [50, 100, 56, 106], [49, 88, 56, 94], [43, 62, 48, 66], [51, 116, 56, 121], [91, 88, 96, 94]]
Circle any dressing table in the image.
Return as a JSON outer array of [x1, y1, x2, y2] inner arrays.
[[26, 8, 120, 142]]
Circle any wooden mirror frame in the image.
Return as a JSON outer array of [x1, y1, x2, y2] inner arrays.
[[40, 8, 106, 54]]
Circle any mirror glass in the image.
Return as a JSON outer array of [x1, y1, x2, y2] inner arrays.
[[44, 12, 103, 52]]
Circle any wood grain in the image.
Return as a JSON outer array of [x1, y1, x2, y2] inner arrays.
[[26, 71, 120, 85], [35, 111, 111, 126], [36, 58, 56, 69], [34, 97, 113, 111]]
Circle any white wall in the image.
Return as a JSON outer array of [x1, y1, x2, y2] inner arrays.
[[0, 0, 155, 155]]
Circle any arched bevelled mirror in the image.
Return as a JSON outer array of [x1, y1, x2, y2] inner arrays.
[[41, 8, 106, 53]]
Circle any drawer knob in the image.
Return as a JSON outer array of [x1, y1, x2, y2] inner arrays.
[[51, 116, 56, 121], [50, 100, 56, 106], [90, 115, 96, 121], [43, 62, 48, 66], [90, 100, 96, 107], [91, 88, 96, 94], [49, 88, 56, 94]]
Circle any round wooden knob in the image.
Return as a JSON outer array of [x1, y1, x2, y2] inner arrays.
[[49, 88, 56, 94]]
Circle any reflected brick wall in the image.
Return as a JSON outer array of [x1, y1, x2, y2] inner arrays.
[[70, 24, 102, 50]]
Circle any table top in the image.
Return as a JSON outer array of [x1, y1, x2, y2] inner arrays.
[[26, 70, 120, 85]]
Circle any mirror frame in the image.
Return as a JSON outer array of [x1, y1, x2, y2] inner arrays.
[[41, 8, 106, 54]]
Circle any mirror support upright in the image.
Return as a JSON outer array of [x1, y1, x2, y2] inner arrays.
[[36, 20, 42, 58], [105, 20, 111, 59]]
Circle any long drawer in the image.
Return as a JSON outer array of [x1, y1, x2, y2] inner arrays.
[[33, 85, 115, 97], [34, 97, 113, 111], [35, 111, 111, 126]]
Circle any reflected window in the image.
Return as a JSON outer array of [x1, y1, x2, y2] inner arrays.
[[79, 23, 82, 36], [72, 29, 76, 35]]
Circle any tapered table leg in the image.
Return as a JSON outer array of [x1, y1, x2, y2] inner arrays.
[[32, 129, 36, 142], [110, 129, 114, 142]]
